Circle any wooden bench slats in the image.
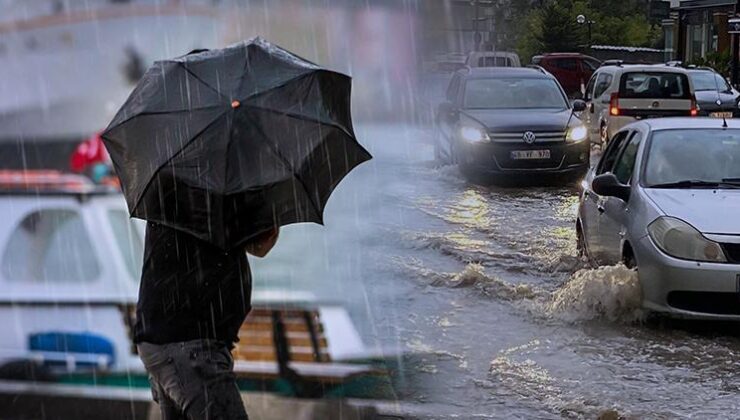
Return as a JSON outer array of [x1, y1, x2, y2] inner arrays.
[[238, 334, 327, 348], [236, 308, 331, 364]]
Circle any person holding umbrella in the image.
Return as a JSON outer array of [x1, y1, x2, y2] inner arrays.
[[101, 38, 371, 419]]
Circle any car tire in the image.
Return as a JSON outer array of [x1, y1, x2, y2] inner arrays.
[[576, 224, 591, 263], [599, 123, 608, 147], [623, 252, 637, 270], [434, 140, 444, 162], [450, 140, 460, 164]]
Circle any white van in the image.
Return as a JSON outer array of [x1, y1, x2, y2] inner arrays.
[[466, 51, 521, 68], [582, 63, 697, 146]]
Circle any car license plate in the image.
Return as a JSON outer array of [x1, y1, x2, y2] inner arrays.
[[710, 111, 733, 119], [510, 150, 550, 160]]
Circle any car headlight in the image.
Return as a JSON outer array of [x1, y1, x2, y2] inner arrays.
[[647, 216, 727, 263], [458, 124, 490, 143], [566, 124, 588, 143]]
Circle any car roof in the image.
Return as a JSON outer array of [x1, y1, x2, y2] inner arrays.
[[600, 64, 690, 74], [541, 52, 596, 59], [468, 51, 517, 56], [686, 68, 717, 74], [637, 117, 740, 131], [456, 67, 552, 79]]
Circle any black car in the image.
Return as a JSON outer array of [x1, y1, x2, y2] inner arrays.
[[687, 68, 740, 118], [435, 67, 590, 181]]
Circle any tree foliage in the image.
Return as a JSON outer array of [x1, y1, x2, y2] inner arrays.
[[510, 0, 662, 63]]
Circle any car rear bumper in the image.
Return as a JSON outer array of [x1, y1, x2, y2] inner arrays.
[[696, 109, 740, 118], [457, 139, 590, 177], [636, 235, 740, 320]]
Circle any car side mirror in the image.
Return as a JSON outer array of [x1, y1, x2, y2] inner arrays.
[[571, 99, 587, 112], [592, 173, 631, 202]]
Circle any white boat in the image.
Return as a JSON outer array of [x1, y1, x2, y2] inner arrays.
[[0, 170, 399, 399], [0, 0, 221, 143]]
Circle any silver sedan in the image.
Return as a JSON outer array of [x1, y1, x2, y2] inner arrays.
[[577, 117, 740, 320]]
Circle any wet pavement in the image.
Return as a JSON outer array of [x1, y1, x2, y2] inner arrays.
[[251, 123, 740, 419]]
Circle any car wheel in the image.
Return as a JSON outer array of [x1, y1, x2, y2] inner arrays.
[[599, 123, 608, 147], [624, 252, 637, 270], [576, 224, 592, 263], [434, 140, 444, 162], [450, 140, 460, 164]]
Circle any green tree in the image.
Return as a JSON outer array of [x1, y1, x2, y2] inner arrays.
[[514, 0, 661, 63], [534, 0, 584, 51]]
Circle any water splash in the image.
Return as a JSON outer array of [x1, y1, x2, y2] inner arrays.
[[546, 265, 644, 323]]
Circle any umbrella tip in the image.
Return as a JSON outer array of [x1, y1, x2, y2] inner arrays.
[[231, 100, 240, 109]]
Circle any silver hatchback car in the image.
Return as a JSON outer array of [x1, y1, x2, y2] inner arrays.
[[578, 117, 740, 319]]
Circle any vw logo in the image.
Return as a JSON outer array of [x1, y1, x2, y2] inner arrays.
[[522, 131, 536, 144]]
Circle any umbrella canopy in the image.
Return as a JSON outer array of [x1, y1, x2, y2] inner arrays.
[[102, 38, 371, 249]]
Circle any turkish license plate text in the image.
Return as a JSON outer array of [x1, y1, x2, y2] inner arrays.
[[510, 150, 551, 160], [710, 111, 733, 119]]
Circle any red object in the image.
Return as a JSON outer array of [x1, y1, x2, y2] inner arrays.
[[70, 132, 110, 173], [0, 170, 93, 192], [690, 95, 698, 117], [609, 92, 620, 116], [533, 53, 601, 97]]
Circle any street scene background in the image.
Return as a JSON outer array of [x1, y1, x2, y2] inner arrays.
[[2, 1, 740, 419]]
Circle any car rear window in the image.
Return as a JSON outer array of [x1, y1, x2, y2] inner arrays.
[[479, 56, 512, 67], [619, 72, 691, 99]]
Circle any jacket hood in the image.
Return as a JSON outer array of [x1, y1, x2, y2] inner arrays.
[[645, 189, 740, 234], [461, 108, 575, 132]]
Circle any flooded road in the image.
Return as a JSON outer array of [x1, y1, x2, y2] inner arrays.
[[252, 123, 740, 419]]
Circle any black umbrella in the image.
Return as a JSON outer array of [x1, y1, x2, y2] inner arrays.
[[102, 38, 372, 249]]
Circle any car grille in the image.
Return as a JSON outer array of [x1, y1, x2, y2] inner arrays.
[[667, 291, 740, 315], [488, 131, 566, 143], [722, 243, 740, 264]]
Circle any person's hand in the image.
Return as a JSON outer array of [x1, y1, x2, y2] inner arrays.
[[245, 227, 279, 257]]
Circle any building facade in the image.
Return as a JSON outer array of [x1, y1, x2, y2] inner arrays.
[[664, 0, 735, 62]]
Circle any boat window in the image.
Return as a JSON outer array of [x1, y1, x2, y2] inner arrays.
[[108, 210, 144, 281], [2, 209, 100, 283]]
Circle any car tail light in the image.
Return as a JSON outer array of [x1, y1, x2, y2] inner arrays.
[[609, 92, 620, 116], [690, 95, 698, 117]]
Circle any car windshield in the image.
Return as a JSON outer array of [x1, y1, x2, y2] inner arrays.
[[619, 72, 691, 99], [689, 71, 731, 91], [463, 78, 567, 109], [644, 129, 740, 187]]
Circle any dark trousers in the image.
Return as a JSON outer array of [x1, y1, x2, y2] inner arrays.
[[138, 340, 248, 420]]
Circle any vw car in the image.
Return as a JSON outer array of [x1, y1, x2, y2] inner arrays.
[[435, 67, 590, 181], [686, 67, 740, 118], [582, 64, 696, 146], [577, 118, 740, 319]]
